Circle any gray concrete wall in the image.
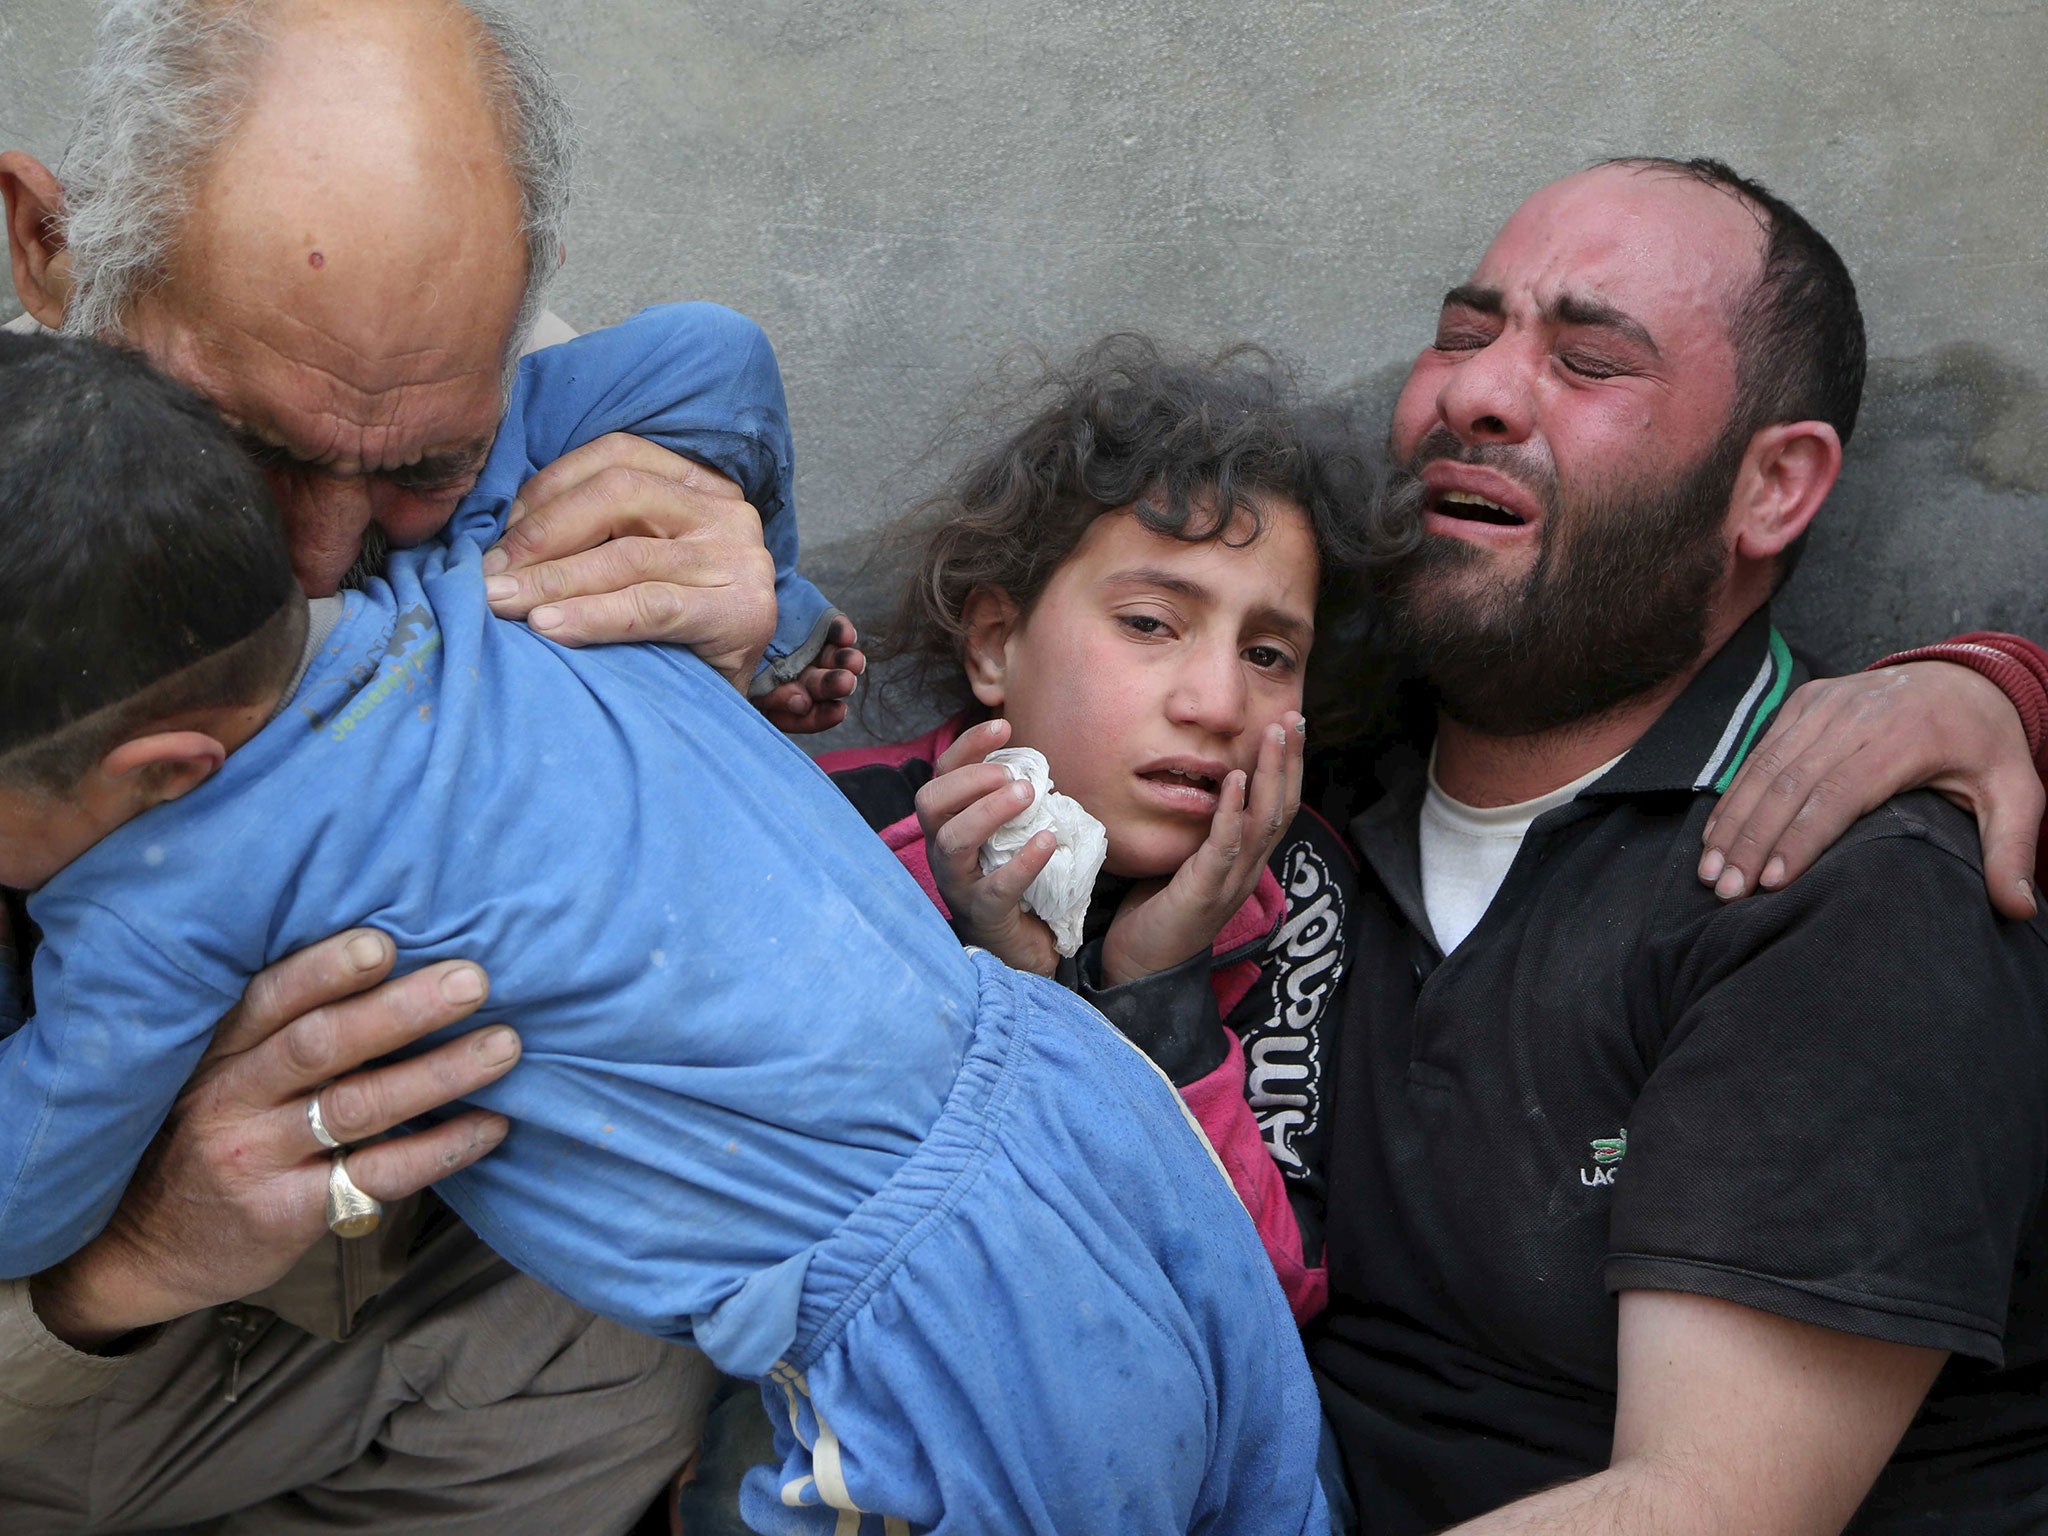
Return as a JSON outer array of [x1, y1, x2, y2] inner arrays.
[[6, 1, 2046, 738]]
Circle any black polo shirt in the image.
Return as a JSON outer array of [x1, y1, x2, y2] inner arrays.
[[1313, 608, 2048, 1534]]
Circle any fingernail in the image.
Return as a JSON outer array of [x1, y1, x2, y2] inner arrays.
[[1012, 781, 1033, 801], [1295, 715, 1308, 737], [505, 497, 528, 527], [1760, 856, 1786, 890], [1698, 848, 1724, 882], [485, 576, 518, 603], [1702, 817, 1717, 842], [1715, 868, 1746, 901], [2022, 879, 2038, 917], [475, 1115, 510, 1150], [482, 547, 510, 576], [441, 966, 485, 1005], [475, 1026, 520, 1066], [530, 606, 562, 632], [345, 932, 387, 971]]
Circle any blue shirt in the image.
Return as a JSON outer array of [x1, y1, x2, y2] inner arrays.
[[0, 305, 976, 1371]]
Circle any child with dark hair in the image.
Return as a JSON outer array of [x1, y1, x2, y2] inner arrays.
[[0, 320, 1329, 1536], [819, 336, 1407, 1321]]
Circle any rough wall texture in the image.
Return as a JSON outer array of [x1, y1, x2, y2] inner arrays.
[[5, 1, 2045, 740]]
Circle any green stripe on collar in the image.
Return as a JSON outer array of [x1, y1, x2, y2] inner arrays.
[[1704, 628, 1794, 792]]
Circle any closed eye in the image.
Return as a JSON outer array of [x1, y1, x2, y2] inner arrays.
[[386, 466, 478, 498], [1434, 325, 1496, 352], [1560, 352, 1625, 380]]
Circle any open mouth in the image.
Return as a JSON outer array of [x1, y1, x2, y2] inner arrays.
[[1431, 489, 1527, 528], [1140, 766, 1222, 794]]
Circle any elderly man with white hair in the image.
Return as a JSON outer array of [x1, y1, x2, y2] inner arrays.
[[0, 1, 858, 1529]]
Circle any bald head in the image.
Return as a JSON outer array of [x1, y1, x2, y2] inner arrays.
[[155, 0, 531, 427], [192, 0, 530, 321], [1, 0, 573, 592]]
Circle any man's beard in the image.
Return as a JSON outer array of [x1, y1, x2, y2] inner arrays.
[[1378, 424, 1748, 737], [338, 524, 392, 593]]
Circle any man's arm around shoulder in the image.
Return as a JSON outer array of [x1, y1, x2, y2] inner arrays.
[[1446, 1290, 1945, 1536]]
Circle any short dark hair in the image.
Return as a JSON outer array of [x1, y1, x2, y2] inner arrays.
[[1602, 157, 1864, 589], [1604, 156, 1866, 447], [876, 333, 1411, 719], [0, 331, 304, 792]]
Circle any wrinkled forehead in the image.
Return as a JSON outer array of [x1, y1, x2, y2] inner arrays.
[[133, 181, 521, 470], [1473, 166, 1767, 349]]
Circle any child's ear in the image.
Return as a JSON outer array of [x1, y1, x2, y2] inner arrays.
[[960, 589, 1021, 710], [98, 732, 230, 808]]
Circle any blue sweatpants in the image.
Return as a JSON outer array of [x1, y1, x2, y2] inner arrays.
[[739, 951, 1328, 1535]]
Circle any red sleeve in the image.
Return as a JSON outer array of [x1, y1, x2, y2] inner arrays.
[[1180, 1029, 1326, 1325], [1873, 632, 2048, 883]]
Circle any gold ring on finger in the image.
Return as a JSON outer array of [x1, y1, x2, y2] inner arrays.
[[325, 1151, 383, 1239]]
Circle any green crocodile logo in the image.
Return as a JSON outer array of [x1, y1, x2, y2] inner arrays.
[[1581, 1128, 1627, 1187]]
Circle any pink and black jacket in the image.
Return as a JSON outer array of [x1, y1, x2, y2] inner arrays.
[[819, 717, 1353, 1323], [813, 636, 2048, 1326]]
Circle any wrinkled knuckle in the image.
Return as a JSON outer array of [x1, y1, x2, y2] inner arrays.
[[531, 561, 569, 601], [622, 537, 670, 581], [1763, 765, 1809, 802], [321, 1076, 381, 1138], [237, 967, 286, 1027], [593, 464, 640, 508], [631, 582, 687, 634], [1743, 744, 1787, 780], [280, 1010, 338, 1080], [1806, 772, 1857, 810], [497, 517, 537, 558]]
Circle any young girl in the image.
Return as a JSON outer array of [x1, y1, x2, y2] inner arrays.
[[819, 337, 1398, 1321], [819, 335, 2048, 1336]]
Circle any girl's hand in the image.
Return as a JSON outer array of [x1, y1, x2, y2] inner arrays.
[[1100, 713, 1304, 987], [914, 719, 1060, 976]]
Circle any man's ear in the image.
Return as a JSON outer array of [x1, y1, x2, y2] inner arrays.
[[1729, 420, 1842, 565], [97, 731, 230, 809], [960, 588, 1021, 711], [0, 152, 72, 330]]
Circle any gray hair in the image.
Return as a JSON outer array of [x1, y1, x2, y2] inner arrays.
[[57, 0, 575, 353]]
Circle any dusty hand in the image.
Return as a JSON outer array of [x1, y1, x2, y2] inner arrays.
[[1100, 714, 1304, 987], [914, 719, 1061, 976], [28, 930, 520, 1349], [1701, 661, 2041, 918], [482, 432, 777, 687], [756, 615, 868, 734]]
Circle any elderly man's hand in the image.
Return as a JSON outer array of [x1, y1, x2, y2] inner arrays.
[[27, 931, 517, 1351], [480, 432, 778, 688]]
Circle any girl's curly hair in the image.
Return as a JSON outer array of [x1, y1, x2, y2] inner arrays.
[[871, 333, 1417, 737]]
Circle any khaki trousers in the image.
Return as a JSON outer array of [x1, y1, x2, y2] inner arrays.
[[0, 1220, 716, 1534]]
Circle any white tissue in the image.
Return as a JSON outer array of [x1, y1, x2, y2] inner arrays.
[[978, 747, 1108, 958]]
